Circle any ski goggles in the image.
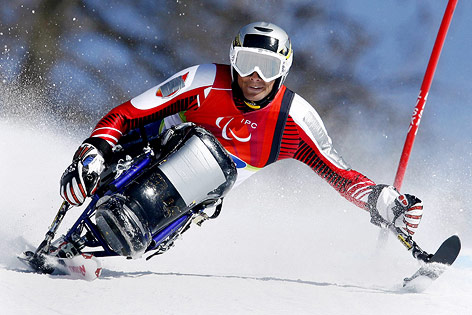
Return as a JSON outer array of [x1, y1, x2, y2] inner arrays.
[[230, 47, 289, 82]]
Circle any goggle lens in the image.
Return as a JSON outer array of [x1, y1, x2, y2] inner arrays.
[[234, 50, 282, 82]]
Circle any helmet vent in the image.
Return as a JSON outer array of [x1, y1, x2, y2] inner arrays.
[[254, 26, 272, 33]]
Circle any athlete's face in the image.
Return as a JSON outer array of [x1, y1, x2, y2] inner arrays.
[[237, 72, 275, 102]]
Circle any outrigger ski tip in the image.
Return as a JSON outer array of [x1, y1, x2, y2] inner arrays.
[[18, 250, 58, 275], [403, 235, 461, 291]]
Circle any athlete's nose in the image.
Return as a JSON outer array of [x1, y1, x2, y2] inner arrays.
[[249, 72, 262, 80]]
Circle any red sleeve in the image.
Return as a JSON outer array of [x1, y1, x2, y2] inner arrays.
[[90, 94, 194, 147], [279, 116, 375, 210]]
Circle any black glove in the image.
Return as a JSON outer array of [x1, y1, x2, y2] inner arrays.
[[60, 143, 105, 206]]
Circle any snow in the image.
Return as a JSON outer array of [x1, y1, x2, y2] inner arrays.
[[0, 119, 471, 315]]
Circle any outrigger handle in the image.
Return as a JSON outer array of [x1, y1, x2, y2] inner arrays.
[[371, 212, 432, 263], [388, 224, 433, 263]]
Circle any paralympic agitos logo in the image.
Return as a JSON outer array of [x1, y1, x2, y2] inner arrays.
[[215, 117, 257, 143]]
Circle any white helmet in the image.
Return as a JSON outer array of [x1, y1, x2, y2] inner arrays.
[[230, 22, 293, 90]]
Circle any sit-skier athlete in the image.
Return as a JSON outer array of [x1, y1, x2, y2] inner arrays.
[[60, 22, 423, 249]]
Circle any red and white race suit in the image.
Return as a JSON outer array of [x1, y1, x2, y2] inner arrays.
[[89, 63, 375, 210]]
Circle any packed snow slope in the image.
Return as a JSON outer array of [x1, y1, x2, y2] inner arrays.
[[0, 118, 471, 315]]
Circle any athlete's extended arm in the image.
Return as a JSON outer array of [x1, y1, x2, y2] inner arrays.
[[283, 94, 375, 209]]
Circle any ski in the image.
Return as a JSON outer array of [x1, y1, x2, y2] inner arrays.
[[403, 235, 461, 291], [18, 250, 102, 281]]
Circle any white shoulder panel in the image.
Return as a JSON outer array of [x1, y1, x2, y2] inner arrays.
[[289, 94, 351, 170], [130, 64, 217, 110]]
